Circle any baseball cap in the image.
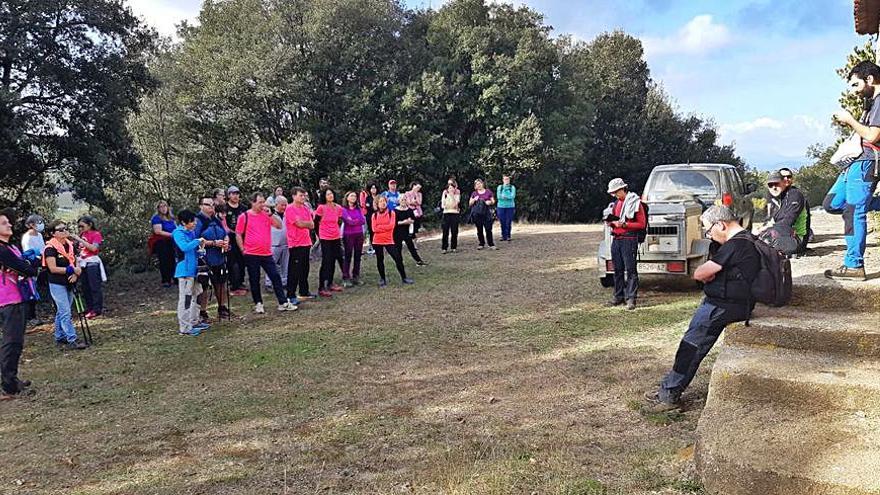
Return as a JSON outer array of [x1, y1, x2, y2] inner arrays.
[[227, 185, 241, 194], [388, 179, 397, 185], [766, 172, 784, 184]]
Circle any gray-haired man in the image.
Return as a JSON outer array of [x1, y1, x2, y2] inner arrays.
[[645, 206, 761, 412]]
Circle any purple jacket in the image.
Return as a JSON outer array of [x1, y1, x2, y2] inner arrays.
[[341, 206, 366, 237]]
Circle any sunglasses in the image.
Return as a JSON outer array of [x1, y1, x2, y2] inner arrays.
[[767, 183, 781, 188], [55, 227, 68, 232], [201, 203, 214, 207]]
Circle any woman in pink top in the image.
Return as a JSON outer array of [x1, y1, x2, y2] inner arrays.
[[284, 187, 316, 302], [404, 181, 424, 236], [314, 189, 344, 297], [69, 216, 105, 319], [235, 192, 297, 314]]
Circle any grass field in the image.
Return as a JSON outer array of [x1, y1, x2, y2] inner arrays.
[[2, 224, 710, 495]]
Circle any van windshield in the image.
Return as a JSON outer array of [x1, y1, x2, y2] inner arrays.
[[645, 170, 720, 202]]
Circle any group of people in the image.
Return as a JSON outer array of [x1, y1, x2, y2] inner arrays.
[[151, 176, 517, 336]]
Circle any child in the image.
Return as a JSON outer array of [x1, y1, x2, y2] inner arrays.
[[173, 210, 209, 336]]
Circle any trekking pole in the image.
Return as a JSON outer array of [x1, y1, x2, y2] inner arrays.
[[223, 258, 232, 321], [72, 287, 93, 345]]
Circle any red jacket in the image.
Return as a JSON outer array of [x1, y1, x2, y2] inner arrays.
[[371, 210, 396, 245], [608, 201, 647, 238]]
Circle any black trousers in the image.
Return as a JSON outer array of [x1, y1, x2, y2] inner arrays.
[[319, 239, 343, 289], [375, 244, 407, 281], [244, 254, 286, 305], [611, 237, 639, 302], [154, 238, 175, 284], [81, 264, 103, 313], [0, 303, 26, 394], [474, 215, 494, 247], [227, 243, 246, 290], [442, 213, 459, 250], [394, 232, 423, 263], [286, 246, 312, 298]]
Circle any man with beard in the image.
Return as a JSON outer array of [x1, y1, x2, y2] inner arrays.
[[824, 61, 880, 281]]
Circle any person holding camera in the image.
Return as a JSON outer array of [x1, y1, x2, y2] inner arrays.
[[0, 208, 39, 398], [235, 192, 296, 313], [469, 178, 496, 250], [195, 194, 232, 321], [441, 179, 461, 254], [604, 178, 647, 311], [173, 210, 210, 336], [43, 220, 87, 349]]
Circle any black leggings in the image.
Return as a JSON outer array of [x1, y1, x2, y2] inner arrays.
[[394, 233, 423, 263], [319, 239, 343, 289], [154, 237, 175, 284], [442, 213, 459, 250], [374, 244, 407, 281]]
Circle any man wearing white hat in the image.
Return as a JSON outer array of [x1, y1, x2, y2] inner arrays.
[[603, 178, 647, 310]]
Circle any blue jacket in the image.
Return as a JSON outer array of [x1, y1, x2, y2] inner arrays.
[[195, 213, 228, 267], [173, 226, 201, 278]]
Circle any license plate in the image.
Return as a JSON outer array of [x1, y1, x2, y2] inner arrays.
[[638, 262, 667, 273]]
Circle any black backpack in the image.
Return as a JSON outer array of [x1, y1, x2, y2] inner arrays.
[[747, 233, 792, 307]]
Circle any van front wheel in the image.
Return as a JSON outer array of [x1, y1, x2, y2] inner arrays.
[[600, 274, 614, 288]]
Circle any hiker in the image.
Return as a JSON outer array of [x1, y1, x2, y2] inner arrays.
[[150, 201, 176, 288], [779, 168, 812, 253], [496, 174, 517, 242], [21, 214, 46, 324], [824, 61, 880, 281], [235, 193, 297, 313], [645, 206, 760, 412], [173, 210, 210, 336], [469, 178, 497, 250], [224, 185, 249, 295], [363, 183, 379, 255], [314, 189, 345, 297], [341, 191, 366, 287], [760, 170, 807, 256], [603, 178, 647, 311], [266, 185, 284, 208], [71, 216, 104, 319], [314, 177, 331, 207], [195, 194, 232, 320], [43, 220, 87, 350], [403, 181, 424, 237], [382, 179, 401, 210], [371, 195, 413, 287], [394, 195, 427, 266], [267, 196, 289, 291], [441, 179, 461, 254], [0, 208, 38, 399], [285, 187, 316, 303]]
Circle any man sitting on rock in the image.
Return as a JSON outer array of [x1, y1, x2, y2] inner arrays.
[[644, 206, 760, 412], [760, 170, 808, 256]]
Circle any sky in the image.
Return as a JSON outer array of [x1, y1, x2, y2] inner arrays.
[[126, 0, 868, 170]]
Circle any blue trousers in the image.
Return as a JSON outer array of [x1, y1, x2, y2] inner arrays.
[[659, 300, 749, 403], [823, 159, 880, 268], [49, 283, 78, 343], [611, 237, 639, 302], [497, 207, 515, 240]]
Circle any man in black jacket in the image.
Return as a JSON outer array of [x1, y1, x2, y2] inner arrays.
[[644, 206, 760, 412], [762, 169, 809, 255], [0, 208, 38, 399]]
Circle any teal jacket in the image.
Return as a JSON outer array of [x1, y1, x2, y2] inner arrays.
[[173, 226, 201, 279], [496, 185, 516, 208]]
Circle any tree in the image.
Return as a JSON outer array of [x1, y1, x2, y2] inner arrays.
[[0, 0, 155, 211]]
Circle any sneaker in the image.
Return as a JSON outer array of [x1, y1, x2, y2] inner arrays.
[[451, 249, 457, 253], [193, 322, 210, 332], [287, 297, 301, 306], [319, 290, 333, 298], [84, 310, 97, 320], [489, 245, 498, 251], [416, 261, 428, 266], [66, 340, 88, 350], [402, 278, 415, 285], [378, 279, 388, 288], [278, 302, 299, 312], [477, 245, 484, 250], [162, 282, 173, 288], [605, 299, 625, 307], [16, 378, 32, 389], [230, 289, 248, 296], [354, 278, 365, 286], [626, 299, 636, 311], [1, 388, 34, 400], [824, 265, 867, 281], [299, 293, 318, 300], [179, 328, 201, 336], [442, 249, 448, 254], [367, 248, 375, 255], [342, 280, 354, 288], [643, 390, 680, 413], [330, 284, 344, 292], [254, 303, 265, 314]]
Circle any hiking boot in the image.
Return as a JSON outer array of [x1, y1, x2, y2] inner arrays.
[[278, 302, 299, 312], [626, 299, 636, 311], [402, 278, 415, 285], [354, 278, 364, 286], [416, 260, 428, 266], [643, 389, 680, 413], [218, 306, 233, 319], [824, 265, 867, 281], [16, 379, 32, 389], [254, 302, 265, 314], [1, 388, 34, 400], [66, 340, 88, 350], [605, 299, 625, 307], [199, 310, 210, 323]]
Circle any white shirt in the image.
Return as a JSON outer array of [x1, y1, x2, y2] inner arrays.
[[21, 231, 45, 255]]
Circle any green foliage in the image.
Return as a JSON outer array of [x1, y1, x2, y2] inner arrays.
[[0, 0, 155, 211]]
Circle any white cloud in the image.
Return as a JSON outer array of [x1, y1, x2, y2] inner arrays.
[[718, 114, 837, 167], [126, 0, 199, 39], [643, 15, 732, 56]]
